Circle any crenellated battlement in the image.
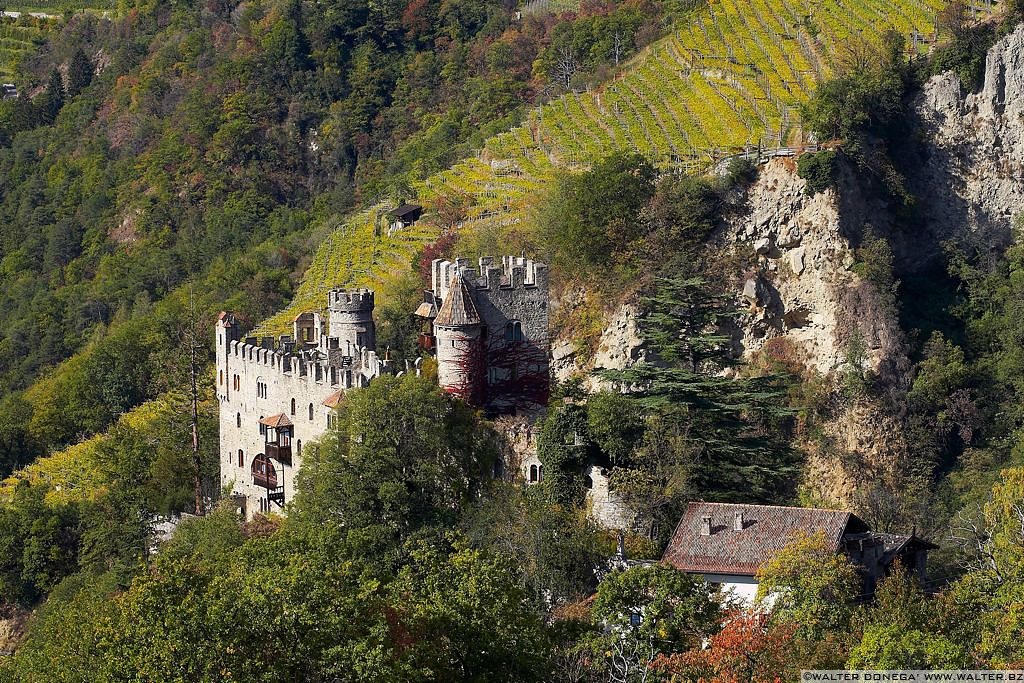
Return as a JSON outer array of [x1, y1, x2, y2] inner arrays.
[[225, 335, 390, 392], [431, 256, 548, 301], [328, 288, 374, 312]]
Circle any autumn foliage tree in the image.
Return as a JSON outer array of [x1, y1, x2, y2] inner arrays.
[[653, 609, 799, 683]]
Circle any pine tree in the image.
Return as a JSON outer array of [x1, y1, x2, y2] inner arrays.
[[67, 48, 93, 98], [596, 274, 801, 533], [39, 69, 64, 124]]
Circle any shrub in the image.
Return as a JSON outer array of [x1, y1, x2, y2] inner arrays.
[[797, 150, 837, 195]]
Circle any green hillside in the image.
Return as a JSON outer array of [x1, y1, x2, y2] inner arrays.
[[265, 0, 952, 331]]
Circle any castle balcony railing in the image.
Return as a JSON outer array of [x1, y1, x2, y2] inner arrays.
[[266, 442, 292, 466], [253, 470, 277, 488], [252, 454, 278, 489], [268, 485, 286, 506]]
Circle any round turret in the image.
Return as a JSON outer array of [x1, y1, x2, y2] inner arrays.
[[432, 273, 484, 404], [328, 288, 376, 350]]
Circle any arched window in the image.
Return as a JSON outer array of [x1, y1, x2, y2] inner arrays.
[[236, 413, 241, 428], [308, 403, 314, 420], [238, 449, 244, 467], [504, 320, 524, 343], [529, 464, 538, 483], [290, 398, 296, 416], [539, 465, 544, 482], [296, 439, 302, 457], [259, 416, 265, 436]]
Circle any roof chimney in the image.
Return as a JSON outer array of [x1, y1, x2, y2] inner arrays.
[[733, 511, 744, 531], [700, 515, 712, 536]]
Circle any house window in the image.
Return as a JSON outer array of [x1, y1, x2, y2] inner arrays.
[[238, 449, 244, 467], [308, 403, 314, 420], [236, 413, 241, 428], [530, 465, 538, 483], [290, 398, 296, 416]]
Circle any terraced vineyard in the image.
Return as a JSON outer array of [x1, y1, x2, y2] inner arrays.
[[268, 0, 965, 330], [0, 17, 53, 81], [520, 0, 581, 15]]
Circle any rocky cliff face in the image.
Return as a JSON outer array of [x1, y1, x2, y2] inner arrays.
[[721, 158, 896, 376], [911, 23, 1024, 265], [553, 156, 897, 381], [551, 24, 1024, 513]]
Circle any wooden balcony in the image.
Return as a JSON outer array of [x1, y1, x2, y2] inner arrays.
[[268, 485, 285, 506], [252, 455, 278, 489], [266, 442, 292, 465]]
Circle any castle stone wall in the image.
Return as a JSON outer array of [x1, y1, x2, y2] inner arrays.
[[216, 298, 386, 518], [430, 257, 550, 412]]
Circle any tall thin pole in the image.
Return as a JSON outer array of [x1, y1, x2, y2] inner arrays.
[[189, 285, 203, 515]]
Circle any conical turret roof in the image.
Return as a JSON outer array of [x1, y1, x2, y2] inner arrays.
[[434, 272, 481, 328]]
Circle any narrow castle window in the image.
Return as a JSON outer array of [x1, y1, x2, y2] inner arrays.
[[259, 417, 265, 436], [296, 439, 302, 456], [236, 413, 241, 428], [238, 450, 244, 467], [219, 370, 223, 385], [504, 321, 524, 342], [290, 398, 296, 416], [308, 403, 314, 420], [539, 464, 544, 482], [530, 465, 538, 483]]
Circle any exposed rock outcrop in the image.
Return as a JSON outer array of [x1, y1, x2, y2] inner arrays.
[[911, 23, 1024, 266], [721, 158, 895, 376], [548, 25, 1024, 516]]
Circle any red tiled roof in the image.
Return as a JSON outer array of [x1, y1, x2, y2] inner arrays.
[[259, 413, 293, 428], [434, 273, 480, 327], [322, 389, 344, 408], [662, 502, 865, 577]]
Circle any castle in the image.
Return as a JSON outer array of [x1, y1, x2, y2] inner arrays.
[[217, 256, 549, 517]]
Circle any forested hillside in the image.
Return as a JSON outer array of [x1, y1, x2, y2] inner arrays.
[[5, 0, 1024, 678], [0, 0, 673, 476]]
